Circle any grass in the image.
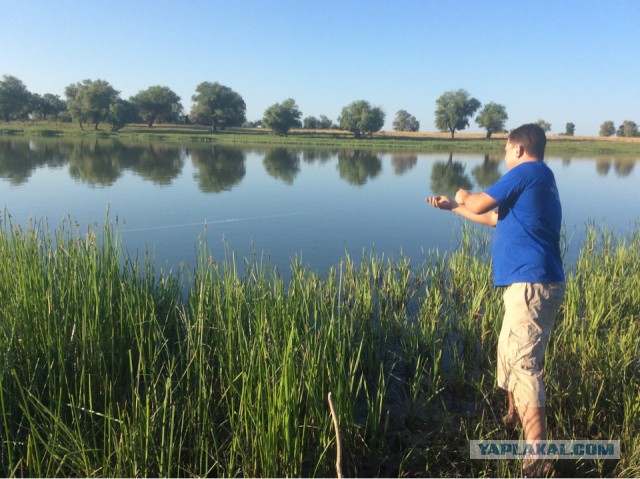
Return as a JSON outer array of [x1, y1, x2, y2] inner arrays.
[[3, 120, 640, 155], [0, 215, 638, 477]]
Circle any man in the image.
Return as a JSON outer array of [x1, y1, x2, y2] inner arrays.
[[426, 123, 565, 476]]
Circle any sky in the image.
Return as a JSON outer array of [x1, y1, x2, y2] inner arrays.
[[2, 0, 639, 136]]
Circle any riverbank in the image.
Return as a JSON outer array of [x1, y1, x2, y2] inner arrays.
[[2, 121, 640, 155], [1, 216, 638, 477]]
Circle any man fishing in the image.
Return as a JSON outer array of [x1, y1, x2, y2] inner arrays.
[[426, 123, 565, 477]]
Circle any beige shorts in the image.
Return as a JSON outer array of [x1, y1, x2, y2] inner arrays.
[[497, 282, 565, 409]]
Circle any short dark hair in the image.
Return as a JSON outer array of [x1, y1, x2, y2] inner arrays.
[[508, 123, 547, 160]]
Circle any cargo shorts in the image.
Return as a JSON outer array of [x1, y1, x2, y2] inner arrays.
[[497, 282, 565, 409]]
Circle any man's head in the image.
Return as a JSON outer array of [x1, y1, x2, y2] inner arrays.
[[507, 123, 547, 161]]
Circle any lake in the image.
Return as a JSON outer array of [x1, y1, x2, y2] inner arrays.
[[1, 136, 638, 280]]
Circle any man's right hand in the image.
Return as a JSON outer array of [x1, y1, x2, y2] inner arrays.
[[426, 195, 457, 211]]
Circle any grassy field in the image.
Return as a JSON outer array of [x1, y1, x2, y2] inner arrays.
[[0, 215, 638, 477], [2, 121, 640, 155]]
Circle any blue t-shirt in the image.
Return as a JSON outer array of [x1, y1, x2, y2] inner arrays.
[[484, 161, 565, 286]]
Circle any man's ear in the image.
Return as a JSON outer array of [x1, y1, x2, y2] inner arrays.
[[515, 144, 525, 158]]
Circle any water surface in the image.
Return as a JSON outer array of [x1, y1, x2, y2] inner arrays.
[[1, 136, 638, 278]]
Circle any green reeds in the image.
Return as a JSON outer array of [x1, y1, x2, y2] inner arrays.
[[0, 215, 638, 477]]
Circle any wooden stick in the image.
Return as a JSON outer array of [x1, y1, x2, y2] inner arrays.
[[327, 392, 343, 479]]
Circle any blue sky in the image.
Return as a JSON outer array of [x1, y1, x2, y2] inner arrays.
[[2, 0, 639, 135]]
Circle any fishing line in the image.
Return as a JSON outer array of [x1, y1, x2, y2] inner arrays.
[[120, 211, 307, 233]]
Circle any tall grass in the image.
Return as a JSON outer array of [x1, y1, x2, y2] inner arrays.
[[0, 214, 638, 477]]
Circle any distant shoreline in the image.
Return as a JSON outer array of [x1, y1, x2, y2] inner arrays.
[[2, 121, 639, 155]]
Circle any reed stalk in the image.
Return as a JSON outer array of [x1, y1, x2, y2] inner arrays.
[[0, 213, 637, 477]]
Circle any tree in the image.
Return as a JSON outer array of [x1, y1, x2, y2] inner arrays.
[[392, 110, 420, 132], [434, 89, 481, 139], [338, 100, 385, 138], [616, 120, 638, 138], [617, 120, 638, 137], [31, 93, 66, 120], [303, 116, 319, 129], [318, 115, 334, 129], [130, 85, 182, 127], [536, 119, 551, 132], [109, 99, 140, 132], [191, 81, 246, 132], [475, 102, 508, 139], [0, 75, 32, 121], [563, 122, 575, 136], [65, 79, 119, 130], [599, 121, 616, 137], [263, 98, 302, 136], [302, 114, 333, 130]]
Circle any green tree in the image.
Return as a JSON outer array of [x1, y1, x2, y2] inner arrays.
[[536, 119, 551, 132], [617, 120, 638, 137], [338, 100, 385, 138], [475, 102, 508, 139], [109, 99, 140, 132], [130, 85, 182, 127], [0, 75, 32, 121], [599, 121, 616, 137], [318, 115, 334, 129], [191, 81, 246, 132], [65, 79, 119, 130], [303, 116, 319, 129], [31, 93, 66, 120], [392, 110, 420, 132], [434, 89, 481, 139], [263, 98, 302, 136], [64, 83, 84, 128], [302, 115, 332, 129], [563, 122, 575, 136]]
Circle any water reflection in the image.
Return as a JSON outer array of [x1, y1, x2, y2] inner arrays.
[[120, 143, 185, 185], [0, 137, 67, 184], [430, 153, 473, 197], [337, 150, 382, 185], [472, 154, 502, 189], [391, 153, 418, 175], [0, 136, 638, 194], [190, 145, 246, 192], [613, 159, 635, 177], [302, 149, 334, 165], [263, 148, 300, 184], [1, 135, 639, 277], [68, 140, 123, 186]]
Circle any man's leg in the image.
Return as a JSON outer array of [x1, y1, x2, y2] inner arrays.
[[500, 283, 565, 476], [503, 390, 519, 426], [518, 405, 546, 441]]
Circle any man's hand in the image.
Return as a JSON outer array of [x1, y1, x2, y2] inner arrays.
[[455, 188, 470, 205], [426, 195, 457, 211]]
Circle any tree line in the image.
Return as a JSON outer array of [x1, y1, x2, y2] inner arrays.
[[1, 74, 638, 139]]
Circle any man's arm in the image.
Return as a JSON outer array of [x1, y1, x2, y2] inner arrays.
[[454, 189, 498, 215], [426, 195, 498, 227]]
